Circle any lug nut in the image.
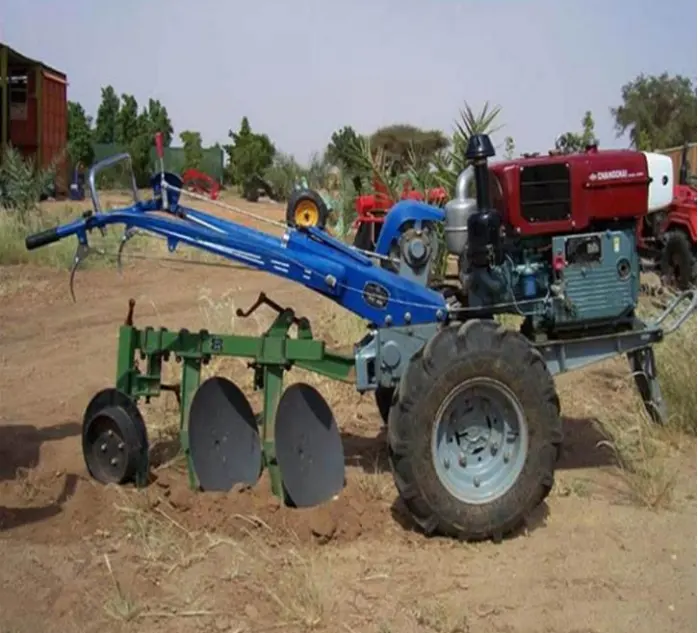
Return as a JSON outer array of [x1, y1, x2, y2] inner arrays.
[[100, 443, 107, 452], [117, 442, 124, 450], [443, 459, 450, 470], [503, 451, 511, 463], [458, 453, 467, 467], [490, 443, 499, 456], [110, 458, 118, 466], [473, 477, 481, 488]]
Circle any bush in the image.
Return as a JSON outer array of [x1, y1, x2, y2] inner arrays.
[[0, 145, 57, 221]]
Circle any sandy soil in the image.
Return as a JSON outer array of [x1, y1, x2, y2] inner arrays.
[[0, 196, 695, 633]]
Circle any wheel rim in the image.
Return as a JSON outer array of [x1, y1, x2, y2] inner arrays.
[[431, 377, 529, 505], [85, 413, 131, 483], [294, 201, 320, 227]]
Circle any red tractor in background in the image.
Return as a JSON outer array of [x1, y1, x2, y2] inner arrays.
[[352, 176, 447, 250], [637, 142, 696, 290], [182, 168, 221, 200]]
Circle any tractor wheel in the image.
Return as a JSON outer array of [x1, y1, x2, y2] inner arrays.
[[353, 222, 373, 251], [660, 229, 696, 290], [387, 319, 562, 542], [286, 189, 330, 230]]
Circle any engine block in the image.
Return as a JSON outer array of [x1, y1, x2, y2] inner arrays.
[[549, 228, 639, 327], [458, 225, 640, 331]]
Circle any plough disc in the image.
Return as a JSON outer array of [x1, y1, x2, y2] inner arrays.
[[188, 377, 262, 491], [82, 388, 149, 485], [275, 383, 345, 508]]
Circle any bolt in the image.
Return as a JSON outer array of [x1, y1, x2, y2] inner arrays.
[[100, 443, 107, 452], [443, 458, 450, 470], [490, 443, 499, 456], [503, 451, 511, 464], [107, 430, 113, 437], [458, 453, 467, 468], [117, 442, 124, 451], [110, 458, 118, 466], [473, 477, 481, 488], [404, 312, 412, 323]]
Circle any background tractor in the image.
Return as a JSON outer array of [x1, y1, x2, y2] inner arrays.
[[637, 142, 696, 290], [352, 176, 447, 251]]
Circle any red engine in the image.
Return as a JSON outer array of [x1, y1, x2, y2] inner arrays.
[[487, 147, 675, 237]]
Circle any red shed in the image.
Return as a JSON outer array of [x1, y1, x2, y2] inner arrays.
[[0, 42, 68, 195]]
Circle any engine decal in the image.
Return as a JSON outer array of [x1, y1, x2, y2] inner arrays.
[[589, 169, 644, 181]]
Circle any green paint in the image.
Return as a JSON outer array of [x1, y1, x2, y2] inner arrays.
[[113, 295, 356, 500]]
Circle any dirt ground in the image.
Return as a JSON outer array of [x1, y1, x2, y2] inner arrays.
[[0, 196, 696, 633]]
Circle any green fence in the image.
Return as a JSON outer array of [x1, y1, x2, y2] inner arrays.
[[91, 143, 225, 182]]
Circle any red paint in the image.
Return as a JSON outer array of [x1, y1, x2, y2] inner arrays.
[[155, 132, 164, 159], [489, 149, 650, 237], [182, 169, 221, 200], [665, 183, 697, 242], [7, 65, 68, 194], [353, 176, 447, 230]]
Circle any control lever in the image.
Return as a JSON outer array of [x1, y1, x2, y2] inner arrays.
[[236, 292, 303, 325]]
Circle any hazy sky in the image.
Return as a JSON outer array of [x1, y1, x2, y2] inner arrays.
[[2, 0, 696, 163]]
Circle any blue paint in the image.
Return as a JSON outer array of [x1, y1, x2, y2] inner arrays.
[[520, 267, 538, 298], [374, 199, 446, 256], [49, 193, 447, 328]]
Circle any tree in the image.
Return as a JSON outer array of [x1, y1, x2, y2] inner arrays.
[[67, 101, 94, 167], [146, 99, 174, 146], [180, 130, 204, 170], [326, 125, 366, 171], [115, 94, 140, 146], [611, 73, 697, 150], [370, 124, 449, 173], [223, 116, 276, 185], [555, 110, 598, 154], [94, 86, 120, 144]]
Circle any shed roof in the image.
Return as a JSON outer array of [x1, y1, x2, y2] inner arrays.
[[1, 41, 66, 79]]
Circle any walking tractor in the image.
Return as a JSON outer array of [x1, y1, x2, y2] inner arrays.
[[25, 132, 696, 542]]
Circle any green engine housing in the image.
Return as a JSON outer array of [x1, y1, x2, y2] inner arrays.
[[463, 225, 640, 332]]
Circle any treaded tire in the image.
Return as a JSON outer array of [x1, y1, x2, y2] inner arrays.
[[374, 386, 395, 425], [387, 319, 562, 541], [285, 189, 330, 229], [660, 229, 696, 290]]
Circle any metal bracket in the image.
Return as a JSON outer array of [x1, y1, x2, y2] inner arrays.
[[69, 242, 105, 302]]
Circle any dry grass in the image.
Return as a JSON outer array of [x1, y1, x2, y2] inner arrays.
[[106, 484, 342, 629], [0, 192, 221, 270], [565, 306, 696, 509]]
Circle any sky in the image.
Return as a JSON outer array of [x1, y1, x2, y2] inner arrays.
[[1, 0, 696, 164]]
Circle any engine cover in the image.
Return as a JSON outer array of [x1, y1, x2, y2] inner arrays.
[[551, 228, 639, 326]]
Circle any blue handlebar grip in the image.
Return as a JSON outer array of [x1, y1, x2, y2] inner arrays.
[[25, 227, 60, 250]]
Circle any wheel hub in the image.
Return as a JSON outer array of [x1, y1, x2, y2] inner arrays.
[[432, 378, 528, 504]]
